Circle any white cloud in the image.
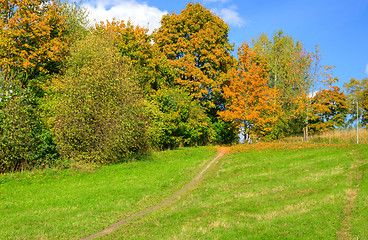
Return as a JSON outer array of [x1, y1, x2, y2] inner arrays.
[[83, 0, 168, 33], [212, 5, 247, 28]]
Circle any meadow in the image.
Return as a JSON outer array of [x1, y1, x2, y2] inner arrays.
[[1, 142, 367, 239]]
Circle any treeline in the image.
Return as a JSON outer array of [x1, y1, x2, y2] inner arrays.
[[0, 1, 366, 172]]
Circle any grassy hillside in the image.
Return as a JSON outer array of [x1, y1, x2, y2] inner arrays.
[[108, 143, 368, 239], [1, 143, 367, 239], [0, 147, 218, 239]]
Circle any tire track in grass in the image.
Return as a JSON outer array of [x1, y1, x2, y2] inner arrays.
[[81, 147, 230, 240], [337, 148, 365, 239]]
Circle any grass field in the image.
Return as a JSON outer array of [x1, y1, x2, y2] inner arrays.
[[0, 147, 218, 239], [1, 143, 367, 239]]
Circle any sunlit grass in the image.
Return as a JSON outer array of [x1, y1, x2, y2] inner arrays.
[[0, 146, 217, 239], [108, 143, 368, 239], [1, 143, 367, 239]]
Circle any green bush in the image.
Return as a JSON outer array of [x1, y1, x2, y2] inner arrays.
[[152, 88, 214, 149], [50, 34, 152, 164], [0, 88, 58, 172]]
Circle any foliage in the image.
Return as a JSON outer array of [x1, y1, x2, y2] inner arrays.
[[57, 0, 90, 41], [153, 2, 236, 111], [309, 86, 349, 132], [94, 20, 176, 95], [252, 30, 311, 138], [49, 34, 152, 164], [0, 0, 69, 90], [0, 87, 58, 172], [219, 43, 279, 140], [344, 77, 368, 126], [152, 88, 214, 149]]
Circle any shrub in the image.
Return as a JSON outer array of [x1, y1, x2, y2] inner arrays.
[[50, 34, 152, 164], [0, 88, 58, 172]]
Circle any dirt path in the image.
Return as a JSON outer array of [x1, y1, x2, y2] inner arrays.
[[81, 147, 230, 240]]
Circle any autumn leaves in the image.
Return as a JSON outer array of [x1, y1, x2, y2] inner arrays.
[[0, 1, 350, 171], [220, 43, 278, 140]]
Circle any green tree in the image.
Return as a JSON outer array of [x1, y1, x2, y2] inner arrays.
[[57, 0, 90, 42], [152, 88, 214, 149], [344, 77, 368, 126], [49, 34, 153, 164], [252, 30, 310, 138]]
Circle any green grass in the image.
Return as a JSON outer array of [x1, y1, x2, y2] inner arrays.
[[2, 143, 367, 239], [106, 143, 368, 239], [0, 146, 218, 239]]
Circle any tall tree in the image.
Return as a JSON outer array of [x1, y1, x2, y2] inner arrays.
[[219, 43, 278, 141], [153, 2, 236, 112], [302, 46, 338, 140], [0, 0, 68, 172], [94, 20, 175, 95], [251, 30, 310, 138]]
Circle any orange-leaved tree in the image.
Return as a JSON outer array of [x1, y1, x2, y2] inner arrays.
[[153, 2, 236, 111], [309, 86, 348, 132], [0, 0, 69, 89], [219, 43, 279, 141]]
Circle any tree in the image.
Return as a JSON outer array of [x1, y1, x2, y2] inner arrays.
[[302, 46, 338, 140], [49, 34, 153, 164], [94, 20, 175, 95], [252, 30, 310, 138], [309, 86, 349, 133], [362, 88, 368, 125], [0, 0, 69, 90], [0, 0, 69, 172], [219, 43, 278, 141], [344, 77, 368, 126], [153, 2, 236, 112], [152, 88, 214, 149], [57, 0, 90, 42]]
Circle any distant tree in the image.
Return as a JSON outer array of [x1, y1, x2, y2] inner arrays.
[[309, 86, 349, 133], [49, 34, 153, 163], [344, 77, 368, 126], [362, 88, 368, 125], [219, 43, 279, 141], [153, 2, 236, 112]]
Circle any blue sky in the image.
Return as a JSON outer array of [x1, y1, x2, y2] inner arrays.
[[83, 0, 368, 90]]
